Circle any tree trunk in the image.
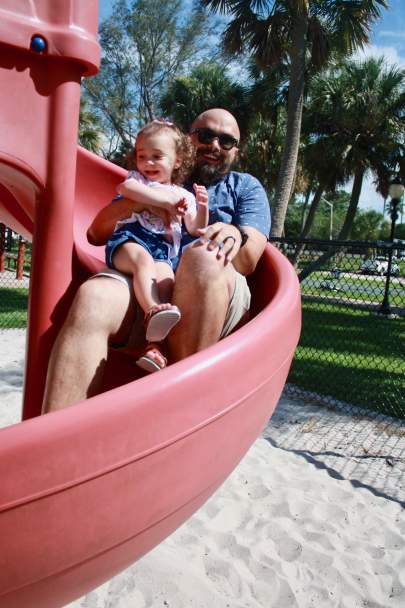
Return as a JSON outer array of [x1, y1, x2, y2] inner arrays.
[[271, 11, 308, 237], [298, 168, 365, 282], [336, 168, 364, 240], [291, 182, 324, 267]]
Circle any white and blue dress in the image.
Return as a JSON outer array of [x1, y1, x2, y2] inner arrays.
[[106, 171, 196, 271]]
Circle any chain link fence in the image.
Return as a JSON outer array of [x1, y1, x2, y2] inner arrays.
[[0, 224, 30, 328], [271, 237, 405, 420]]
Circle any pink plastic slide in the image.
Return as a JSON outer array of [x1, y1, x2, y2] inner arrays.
[[0, 2, 301, 606]]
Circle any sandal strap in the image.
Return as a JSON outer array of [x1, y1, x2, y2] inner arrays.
[[142, 342, 167, 363]]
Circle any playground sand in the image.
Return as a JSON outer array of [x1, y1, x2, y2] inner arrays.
[[1, 329, 404, 608]]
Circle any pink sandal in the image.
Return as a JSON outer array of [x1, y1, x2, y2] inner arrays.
[[144, 305, 181, 342], [136, 343, 167, 374]]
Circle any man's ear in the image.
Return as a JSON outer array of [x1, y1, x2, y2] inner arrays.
[[174, 156, 182, 169]]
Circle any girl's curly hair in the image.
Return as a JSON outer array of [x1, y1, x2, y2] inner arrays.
[[131, 119, 195, 186]]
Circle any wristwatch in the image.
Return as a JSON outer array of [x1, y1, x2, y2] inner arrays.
[[236, 226, 249, 247]]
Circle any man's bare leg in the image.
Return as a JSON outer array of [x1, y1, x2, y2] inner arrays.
[[168, 244, 235, 361], [42, 277, 135, 413]]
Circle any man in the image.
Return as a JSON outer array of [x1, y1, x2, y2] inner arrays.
[[42, 108, 270, 413]]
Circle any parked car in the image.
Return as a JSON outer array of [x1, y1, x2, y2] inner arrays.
[[360, 256, 400, 276]]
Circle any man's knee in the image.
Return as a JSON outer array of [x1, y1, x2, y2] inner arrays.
[[178, 244, 227, 284], [66, 278, 131, 334], [175, 245, 235, 305]]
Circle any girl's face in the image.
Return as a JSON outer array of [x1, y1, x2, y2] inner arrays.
[[136, 131, 181, 184]]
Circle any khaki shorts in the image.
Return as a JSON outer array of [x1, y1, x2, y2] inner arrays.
[[92, 267, 251, 339]]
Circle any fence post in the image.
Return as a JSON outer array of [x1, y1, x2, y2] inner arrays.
[[0, 223, 5, 273], [16, 236, 26, 280], [6, 227, 12, 249]]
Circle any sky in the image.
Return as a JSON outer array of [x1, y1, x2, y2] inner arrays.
[[98, 0, 405, 214], [351, 0, 405, 213]]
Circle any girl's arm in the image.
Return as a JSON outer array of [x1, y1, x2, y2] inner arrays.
[[118, 177, 187, 214], [88, 178, 190, 246], [87, 197, 143, 246], [184, 184, 209, 236]]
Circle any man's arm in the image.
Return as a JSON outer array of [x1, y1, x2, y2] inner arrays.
[[232, 226, 267, 275], [87, 197, 144, 246], [231, 173, 270, 273], [196, 222, 267, 275], [87, 179, 189, 246]]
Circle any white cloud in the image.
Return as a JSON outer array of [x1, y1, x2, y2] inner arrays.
[[353, 43, 405, 69]]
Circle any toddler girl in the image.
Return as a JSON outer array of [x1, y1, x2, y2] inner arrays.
[[106, 120, 208, 373]]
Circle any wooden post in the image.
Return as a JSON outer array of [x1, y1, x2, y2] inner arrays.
[[16, 236, 25, 280], [0, 223, 5, 273]]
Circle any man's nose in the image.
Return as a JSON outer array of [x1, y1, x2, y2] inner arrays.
[[209, 137, 221, 152]]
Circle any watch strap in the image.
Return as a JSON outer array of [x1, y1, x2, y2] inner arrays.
[[236, 226, 249, 247]]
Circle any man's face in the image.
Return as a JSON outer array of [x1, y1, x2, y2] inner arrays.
[[190, 114, 240, 184]]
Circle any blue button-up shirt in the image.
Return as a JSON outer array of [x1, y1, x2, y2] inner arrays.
[[183, 171, 271, 245]]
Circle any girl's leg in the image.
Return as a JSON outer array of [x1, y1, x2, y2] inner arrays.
[[137, 262, 177, 372], [113, 242, 160, 314], [155, 261, 175, 304], [143, 261, 180, 342], [114, 244, 180, 346]]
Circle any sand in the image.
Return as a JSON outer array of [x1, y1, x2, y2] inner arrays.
[[1, 329, 404, 608]]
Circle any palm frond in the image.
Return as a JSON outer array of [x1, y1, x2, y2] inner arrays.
[[199, 0, 231, 15], [328, 0, 388, 54], [307, 16, 331, 69]]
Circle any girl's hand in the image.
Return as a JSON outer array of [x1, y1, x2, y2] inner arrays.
[[167, 197, 188, 218], [160, 188, 188, 216], [193, 183, 209, 207]]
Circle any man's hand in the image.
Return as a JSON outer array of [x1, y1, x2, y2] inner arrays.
[[195, 222, 241, 265]]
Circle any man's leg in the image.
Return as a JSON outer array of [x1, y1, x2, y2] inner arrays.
[[42, 276, 135, 413], [168, 244, 235, 361]]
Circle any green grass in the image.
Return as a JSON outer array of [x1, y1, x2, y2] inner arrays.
[[289, 300, 405, 418], [0, 287, 28, 328]]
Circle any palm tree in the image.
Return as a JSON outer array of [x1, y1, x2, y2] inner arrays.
[[160, 62, 250, 132], [200, 0, 388, 236], [308, 58, 404, 234], [299, 56, 405, 280], [79, 98, 102, 154], [238, 112, 286, 191]]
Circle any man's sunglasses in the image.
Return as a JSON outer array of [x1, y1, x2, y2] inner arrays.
[[191, 128, 239, 151]]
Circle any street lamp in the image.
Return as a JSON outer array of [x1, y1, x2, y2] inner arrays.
[[378, 176, 405, 316], [321, 197, 334, 240]]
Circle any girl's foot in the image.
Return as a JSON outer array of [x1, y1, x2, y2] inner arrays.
[[136, 343, 167, 374], [144, 304, 181, 342]]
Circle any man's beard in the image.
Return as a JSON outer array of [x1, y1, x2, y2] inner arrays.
[[192, 148, 234, 185]]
